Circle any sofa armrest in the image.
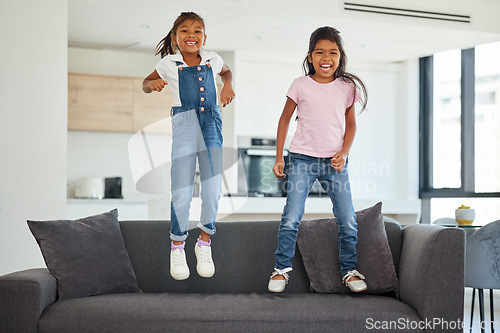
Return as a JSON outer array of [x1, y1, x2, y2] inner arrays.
[[398, 225, 465, 332], [0, 268, 57, 333]]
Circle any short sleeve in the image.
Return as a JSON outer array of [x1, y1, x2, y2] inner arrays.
[[349, 85, 361, 107], [213, 53, 224, 74], [155, 58, 169, 81], [286, 79, 299, 104]]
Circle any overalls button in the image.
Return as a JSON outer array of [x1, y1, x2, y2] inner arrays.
[[201, 107, 205, 111], [207, 63, 211, 68], [197, 67, 201, 71], [198, 77, 203, 81], [179, 67, 183, 71], [200, 87, 205, 91], [200, 97, 205, 102]]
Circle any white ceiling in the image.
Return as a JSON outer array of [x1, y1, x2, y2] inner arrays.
[[68, 0, 500, 63]]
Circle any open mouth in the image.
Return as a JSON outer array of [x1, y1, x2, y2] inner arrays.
[[320, 64, 332, 72], [185, 41, 197, 46]]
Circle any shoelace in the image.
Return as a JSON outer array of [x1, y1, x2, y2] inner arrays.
[[270, 267, 293, 283], [171, 249, 186, 266], [342, 270, 366, 285], [197, 245, 213, 263]]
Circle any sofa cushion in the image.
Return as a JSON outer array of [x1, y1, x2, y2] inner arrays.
[[27, 209, 141, 300], [297, 202, 398, 295], [38, 293, 421, 333]]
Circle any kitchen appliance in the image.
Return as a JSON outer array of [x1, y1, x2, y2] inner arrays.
[[238, 147, 288, 197], [105, 177, 123, 199], [237, 138, 327, 197], [74, 177, 105, 199], [237, 138, 287, 197]]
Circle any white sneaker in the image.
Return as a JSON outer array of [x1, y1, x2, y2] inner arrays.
[[342, 270, 367, 292], [170, 244, 189, 280], [194, 240, 215, 278], [268, 267, 293, 293]]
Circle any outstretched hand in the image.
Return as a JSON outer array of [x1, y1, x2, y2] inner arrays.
[[149, 79, 168, 92]]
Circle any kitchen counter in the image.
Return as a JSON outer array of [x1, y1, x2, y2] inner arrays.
[[190, 197, 421, 224], [66, 197, 148, 220], [68, 197, 421, 225]]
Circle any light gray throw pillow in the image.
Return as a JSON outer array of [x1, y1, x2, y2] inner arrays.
[[297, 202, 398, 295], [27, 209, 141, 300]]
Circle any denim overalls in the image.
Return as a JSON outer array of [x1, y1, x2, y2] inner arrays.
[[169, 59, 223, 241]]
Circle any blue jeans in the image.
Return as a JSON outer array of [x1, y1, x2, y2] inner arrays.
[[170, 108, 223, 241], [274, 152, 358, 276]]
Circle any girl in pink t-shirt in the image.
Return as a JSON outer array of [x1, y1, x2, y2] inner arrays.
[[268, 26, 368, 293]]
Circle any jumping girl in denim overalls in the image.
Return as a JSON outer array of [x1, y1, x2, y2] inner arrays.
[[143, 12, 235, 281], [268, 27, 368, 293]]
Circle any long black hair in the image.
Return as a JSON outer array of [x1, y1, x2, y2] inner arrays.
[[303, 26, 368, 112], [155, 12, 205, 58]]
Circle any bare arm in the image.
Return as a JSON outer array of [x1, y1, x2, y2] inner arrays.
[[219, 64, 235, 107], [142, 70, 167, 93], [331, 105, 357, 171], [273, 97, 297, 178]]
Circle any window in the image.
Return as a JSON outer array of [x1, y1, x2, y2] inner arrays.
[[432, 50, 461, 189], [474, 42, 500, 193], [420, 42, 500, 225]]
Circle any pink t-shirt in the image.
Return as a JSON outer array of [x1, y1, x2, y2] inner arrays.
[[287, 76, 360, 158]]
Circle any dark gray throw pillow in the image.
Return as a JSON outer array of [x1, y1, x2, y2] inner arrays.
[[297, 202, 398, 295], [27, 209, 141, 300]]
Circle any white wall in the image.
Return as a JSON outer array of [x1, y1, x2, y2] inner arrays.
[[348, 62, 402, 200], [0, 0, 68, 275], [67, 131, 142, 198], [234, 50, 304, 138], [68, 46, 159, 77]]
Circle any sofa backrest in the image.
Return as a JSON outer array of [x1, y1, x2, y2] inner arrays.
[[119, 219, 402, 294]]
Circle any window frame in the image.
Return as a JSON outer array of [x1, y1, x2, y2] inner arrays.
[[419, 48, 500, 223]]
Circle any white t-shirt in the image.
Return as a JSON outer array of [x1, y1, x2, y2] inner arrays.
[[155, 50, 224, 107], [287, 76, 360, 158]]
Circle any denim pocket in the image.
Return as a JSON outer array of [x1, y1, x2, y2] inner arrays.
[[171, 111, 188, 129]]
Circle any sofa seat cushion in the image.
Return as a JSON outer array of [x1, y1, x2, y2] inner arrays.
[[39, 293, 423, 333]]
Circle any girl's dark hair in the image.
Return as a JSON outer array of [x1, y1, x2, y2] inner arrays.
[[155, 12, 205, 58], [302, 26, 368, 112]]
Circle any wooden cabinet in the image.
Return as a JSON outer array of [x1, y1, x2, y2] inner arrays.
[[68, 73, 173, 133]]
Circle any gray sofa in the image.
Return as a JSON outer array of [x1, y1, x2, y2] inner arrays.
[[0, 219, 465, 333]]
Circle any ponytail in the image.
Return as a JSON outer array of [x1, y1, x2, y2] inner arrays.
[[155, 31, 174, 58]]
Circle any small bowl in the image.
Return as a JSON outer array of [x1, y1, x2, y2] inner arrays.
[[455, 208, 475, 225]]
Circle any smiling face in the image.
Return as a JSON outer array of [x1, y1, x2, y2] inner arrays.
[[172, 19, 206, 55], [308, 39, 340, 83]]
